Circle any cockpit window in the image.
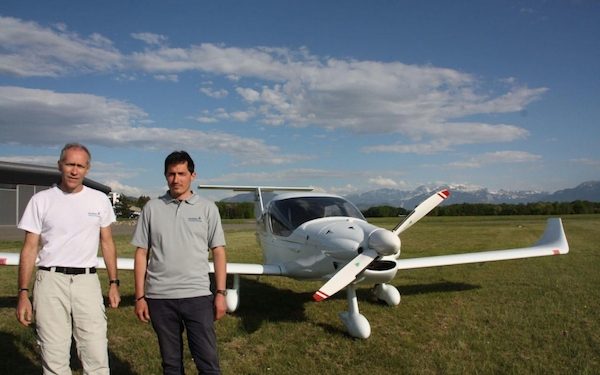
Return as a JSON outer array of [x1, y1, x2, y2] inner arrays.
[[269, 196, 364, 236]]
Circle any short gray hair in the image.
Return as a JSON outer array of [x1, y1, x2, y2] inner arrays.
[[59, 143, 92, 163]]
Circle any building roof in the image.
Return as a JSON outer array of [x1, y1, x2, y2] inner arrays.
[[0, 161, 112, 194]]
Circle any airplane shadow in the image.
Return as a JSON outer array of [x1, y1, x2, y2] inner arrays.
[[229, 277, 479, 337], [396, 281, 480, 297], [229, 277, 314, 334]]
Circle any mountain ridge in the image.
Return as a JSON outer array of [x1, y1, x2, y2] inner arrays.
[[221, 181, 600, 210], [344, 180, 600, 209]]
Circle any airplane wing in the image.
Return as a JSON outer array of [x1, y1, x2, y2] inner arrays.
[[1, 218, 567, 275], [395, 218, 569, 270], [0, 252, 283, 276], [95, 260, 283, 275]]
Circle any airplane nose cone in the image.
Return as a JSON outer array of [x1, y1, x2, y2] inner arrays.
[[368, 229, 400, 256]]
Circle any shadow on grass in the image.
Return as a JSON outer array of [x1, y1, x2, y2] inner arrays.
[[318, 281, 480, 337], [0, 295, 18, 308], [226, 276, 479, 337], [396, 281, 480, 297], [229, 277, 313, 334], [68, 341, 137, 375], [0, 299, 137, 374], [0, 331, 39, 374]]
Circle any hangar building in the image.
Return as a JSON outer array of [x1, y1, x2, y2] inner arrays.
[[0, 161, 111, 226]]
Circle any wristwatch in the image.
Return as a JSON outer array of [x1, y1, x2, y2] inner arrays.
[[215, 289, 227, 296], [109, 279, 120, 287]]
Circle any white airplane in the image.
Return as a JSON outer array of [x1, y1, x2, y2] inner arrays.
[[0, 185, 569, 339]]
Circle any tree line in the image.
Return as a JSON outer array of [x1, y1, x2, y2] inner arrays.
[[114, 196, 600, 219], [113, 195, 255, 219], [428, 200, 600, 216]]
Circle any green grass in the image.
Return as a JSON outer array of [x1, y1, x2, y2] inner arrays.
[[1, 215, 599, 374]]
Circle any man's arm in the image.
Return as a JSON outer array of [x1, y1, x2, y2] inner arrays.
[[100, 225, 120, 308], [16, 231, 40, 326], [212, 245, 227, 321], [134, 247, 151, 322]]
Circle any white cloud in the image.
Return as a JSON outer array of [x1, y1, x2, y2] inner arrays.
[[104, 180, 145, 197], [0, 15, 548, 156], [0, 16, 122, 77], [128, 41, 544, 151], [0, 86, 297, 166], [200, 87, 228, 98], [0, 155, 58, 166], [368, 176, 399, 188], [154, 74, 179, 82], [448, 150, 542, 168], [131, 32, 168, 46]]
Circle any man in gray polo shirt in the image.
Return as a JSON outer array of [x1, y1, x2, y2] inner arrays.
[[132, 151, 227, 375]]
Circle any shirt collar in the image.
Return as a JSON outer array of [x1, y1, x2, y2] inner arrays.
[[161, 190, 200, 205]]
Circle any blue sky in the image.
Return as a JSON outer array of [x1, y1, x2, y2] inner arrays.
[[1, 1, 598, 199]]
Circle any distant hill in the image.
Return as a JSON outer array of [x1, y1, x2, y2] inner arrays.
[[222, 181, 600, 210], [344, 180, 600, 210]]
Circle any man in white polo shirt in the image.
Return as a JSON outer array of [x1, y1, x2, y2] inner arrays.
[[16, 143, 121, 375]]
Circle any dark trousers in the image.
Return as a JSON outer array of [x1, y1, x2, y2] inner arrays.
[[146, 296, 220, 375]]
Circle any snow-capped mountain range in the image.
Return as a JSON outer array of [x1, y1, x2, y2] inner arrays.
[[222, 181, 600, 210], [344, 181, 600, 209]]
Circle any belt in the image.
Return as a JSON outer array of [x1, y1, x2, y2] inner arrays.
[[38, 266, 97, 275]]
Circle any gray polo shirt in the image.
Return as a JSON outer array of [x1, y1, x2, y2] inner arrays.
[[131, 191, 226, 299]]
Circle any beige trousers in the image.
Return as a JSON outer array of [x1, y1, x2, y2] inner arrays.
[[33, 270, 109, 375]]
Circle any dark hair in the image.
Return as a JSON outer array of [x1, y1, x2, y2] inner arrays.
[[164, 151, 195, 174], [60, 143, 91, 164]]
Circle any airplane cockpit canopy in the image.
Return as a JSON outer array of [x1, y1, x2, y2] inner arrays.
[[269, 196, 365, 236]]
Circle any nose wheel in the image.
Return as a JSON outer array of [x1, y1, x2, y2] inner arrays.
[[339, 284, 371, 339]]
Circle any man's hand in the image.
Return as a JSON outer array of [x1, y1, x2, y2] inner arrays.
[[108, 284, 121, 308], [135, 298, 151, 322], [16, 293, 33, 326], [214, 293, 227, 321]]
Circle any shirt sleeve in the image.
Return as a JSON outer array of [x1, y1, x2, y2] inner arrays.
[[131, 204, 150, 249], [17, 195, 42, 234], [206, 202, 226, 248], [100, 194, 117, 228]]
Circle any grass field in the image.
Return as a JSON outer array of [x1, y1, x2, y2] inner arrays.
[[1, 215, 599, 374]]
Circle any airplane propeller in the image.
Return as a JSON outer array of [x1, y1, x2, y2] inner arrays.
[[313, 189, 450, 302], [392, 189, 450, 236]]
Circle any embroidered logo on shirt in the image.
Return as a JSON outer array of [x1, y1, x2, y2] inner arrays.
[[187, 217, 203, 222], [88, 212, 101, 217]]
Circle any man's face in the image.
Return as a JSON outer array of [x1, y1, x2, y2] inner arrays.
[[165, 162, 196, 199], [58, 148, 90, 193]]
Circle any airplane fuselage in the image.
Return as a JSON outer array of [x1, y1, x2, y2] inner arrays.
[[258, 216, 400, 283]]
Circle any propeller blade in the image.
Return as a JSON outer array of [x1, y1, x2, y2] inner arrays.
[[392, 189, 450, 236], [313, 249, 378, 302]]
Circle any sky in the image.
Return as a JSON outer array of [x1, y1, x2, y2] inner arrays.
[[1, 1, 599, 200]]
